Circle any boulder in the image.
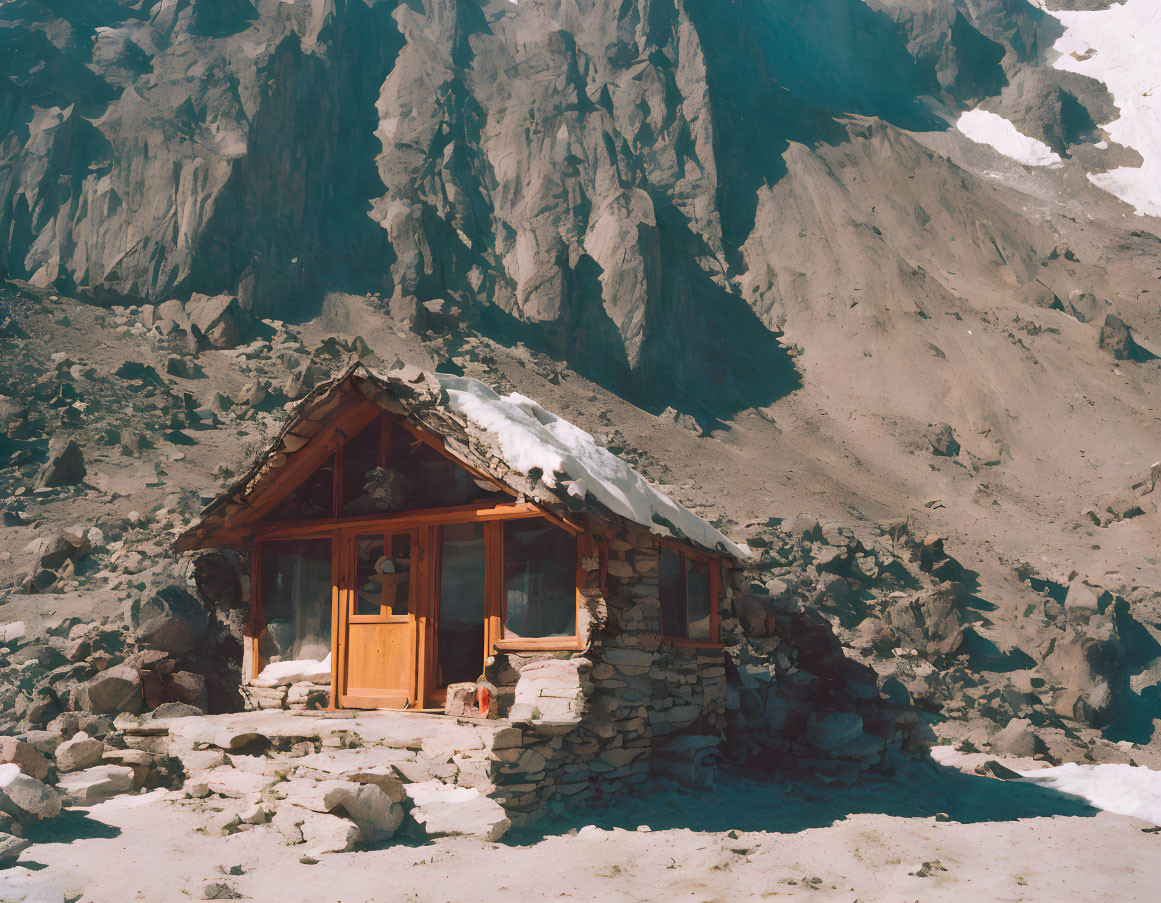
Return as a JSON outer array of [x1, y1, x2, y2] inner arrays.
[[404, 781, 511, 842], [1098, 314, 1140, 361], [131, 586, 207, 655], [0, 831, 31, 864], [925, 423, 960, 457], [1043, 619, 1127, 727], [56, 765, 135, 805], [54, 732, 104, 773], [805, 712, 863, 753], [0, 764, 62, 821], [992, 717, 1037, 758], [1063, 579, 1102, 623], [274, 806, 361, 854], [35, 436, 85, 488], [315, 780, 403, 842], [21, 530, 91, 592], [882, 584, 967, 661], [0, 738, 50, 781], [186, 293, 246, 350], [193, 551, 243, 610], [301, 811, 362, 855], [75, 665, 144, 715]]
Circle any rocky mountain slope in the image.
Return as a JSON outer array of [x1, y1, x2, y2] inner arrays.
[[2, 0, 1161, 768]]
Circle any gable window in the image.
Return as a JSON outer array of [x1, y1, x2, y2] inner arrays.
[[659, 546, 720, 643], [267, 454, 336, 522], [502, 520, 577, 639]]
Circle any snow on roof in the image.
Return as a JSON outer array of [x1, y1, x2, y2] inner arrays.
[[433, 373, 751, 559]]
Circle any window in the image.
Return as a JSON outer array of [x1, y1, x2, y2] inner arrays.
[[259, 538, 332, 661], [266, 454, 335, 521], [503, 520, 576, 639], [659, 546, 719, 642], [353, 532, 411, 617], [341, 421, 381, 516], [259, 414, 510, 527], [384, 422, 506, 511], [436, 523, 487, 686]]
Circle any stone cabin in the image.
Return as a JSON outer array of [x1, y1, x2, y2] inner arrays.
[[176, 361, 753, 816]]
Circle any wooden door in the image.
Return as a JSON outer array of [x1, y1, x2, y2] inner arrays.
[[337, 528, 418, 708]]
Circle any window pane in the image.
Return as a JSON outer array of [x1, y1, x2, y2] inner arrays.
[[353, 533, 412, 617], [260, 538, 332, 662], [380, 422, 508, 512], [341, 420, 381, 516], [267, 454, 335, 521], [437, 523, 485, 686], [385, 533, 411, 615], [686, 558, 713, 641], [659, 547, 686, 638], [503, 520, 576, 639]]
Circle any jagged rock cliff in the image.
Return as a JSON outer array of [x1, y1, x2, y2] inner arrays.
[[0, 0, 1135, 413]]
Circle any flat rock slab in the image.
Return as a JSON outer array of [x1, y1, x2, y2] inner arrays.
[[0, 831, 32, 863], [405, 781, 511, 842], [166, 711, 513, 759], [56, 765, 134, 805], [188, 767, 272, 799]]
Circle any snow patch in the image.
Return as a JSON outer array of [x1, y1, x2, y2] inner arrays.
[[251, 655, 331, 687], [1050, 0, 1161, 216], [432, 374, 750, 558], [956, 109, 1063, 167], [1017, 762, 1161, 826]]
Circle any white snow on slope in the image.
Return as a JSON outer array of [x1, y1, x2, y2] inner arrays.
[[1017, 762, 1161, 826], [1050, 0, 1161, 216], [433, 374, 751, 559], [956, 108, 1063, 167], [933, 745, 1161, 826]]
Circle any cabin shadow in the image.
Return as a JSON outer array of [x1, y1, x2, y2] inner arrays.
[[20, 808, 122, 845], [507, 759, 1098, 844]]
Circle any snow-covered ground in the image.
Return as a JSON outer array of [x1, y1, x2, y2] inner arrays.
[[955, 108, 1063, 167], [1016, 762, 1161, 826], [1050, 0, 1161, 216], [932, 745, 1161, 826]]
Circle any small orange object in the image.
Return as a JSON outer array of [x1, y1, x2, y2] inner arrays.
[[477, 685, 491, 716]]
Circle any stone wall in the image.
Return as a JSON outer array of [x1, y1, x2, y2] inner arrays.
[[479, 517, 738, 820]]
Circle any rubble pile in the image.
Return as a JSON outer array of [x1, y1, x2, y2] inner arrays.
[[731, 515, 1161, 767]]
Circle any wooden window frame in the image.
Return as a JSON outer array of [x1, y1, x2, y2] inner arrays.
[[489, 519, 586, 654], [657, 539, 724, 648]]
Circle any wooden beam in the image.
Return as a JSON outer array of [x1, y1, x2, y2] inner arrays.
[[224, 397, 383, 534], [250, 501, 568, 541]]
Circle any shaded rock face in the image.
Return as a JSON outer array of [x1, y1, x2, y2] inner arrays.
[[0, 0, 1095, 418], [1098, 314, 1143, 362], [75, 665, 144, 716], [35, 436, 85, 488], [131, 585, 208, 656]]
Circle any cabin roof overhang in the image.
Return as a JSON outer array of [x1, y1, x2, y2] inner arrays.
[[174, 361, 750, 562]]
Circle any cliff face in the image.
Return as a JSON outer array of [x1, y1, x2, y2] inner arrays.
[[0, 0, 1124, 414]]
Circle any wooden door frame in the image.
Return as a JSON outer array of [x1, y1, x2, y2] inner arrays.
[[335, 526, 421, 709]]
